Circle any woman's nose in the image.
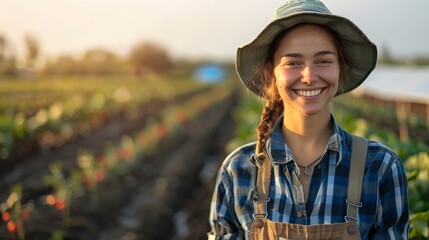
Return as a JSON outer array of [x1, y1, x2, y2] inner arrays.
[[301, 65, 318, 85]]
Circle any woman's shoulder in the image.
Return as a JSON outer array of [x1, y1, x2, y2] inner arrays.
[[340, 129, 403, 170], [366, 139, 404, 172], [340, 128, 400, 161], [367, 140, 398, 157], [220, 142, 257, 172], [224, 142, 257, 163], [344, 130, 405, 176]]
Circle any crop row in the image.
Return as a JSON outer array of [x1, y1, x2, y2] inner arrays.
[[0, 76, 205, 162], [0, 75, 199, 115], [229, 92, 429, 239], [0, 83, 235, 239], [334, 93, 428, 144]]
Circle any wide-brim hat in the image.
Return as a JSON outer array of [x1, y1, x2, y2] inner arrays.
[[236, 0, 377, 97]]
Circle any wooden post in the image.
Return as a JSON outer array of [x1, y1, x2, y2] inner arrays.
[[395, 101, 409, 142], [426, 103, 429, 129]]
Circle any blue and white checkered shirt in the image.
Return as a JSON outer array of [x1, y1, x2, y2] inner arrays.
[[208, 115, 409, 239]]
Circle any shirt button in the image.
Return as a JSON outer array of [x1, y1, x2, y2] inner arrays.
[[253, 219, 264, 229], [347, 224, 358, 234]]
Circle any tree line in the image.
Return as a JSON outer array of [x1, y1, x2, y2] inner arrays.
[[0, 33, 175, 77], [377, 45, 429, 66]]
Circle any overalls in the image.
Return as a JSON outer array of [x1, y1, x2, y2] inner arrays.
[[250, 135, 368, 240]]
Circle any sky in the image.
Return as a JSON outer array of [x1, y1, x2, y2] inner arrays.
[[1, 0, 429, 62]]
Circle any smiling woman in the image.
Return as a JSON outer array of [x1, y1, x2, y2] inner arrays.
[[208, 0, 410, 239]]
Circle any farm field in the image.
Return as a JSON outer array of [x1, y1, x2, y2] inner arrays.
[[0, 74, 239, 239], [1, 74, 428, 239]]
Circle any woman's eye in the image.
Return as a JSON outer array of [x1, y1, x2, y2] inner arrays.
[[317, 59, 332, 64], [285, 61, 300, 67]]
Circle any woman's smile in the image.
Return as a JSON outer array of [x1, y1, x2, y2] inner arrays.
[[294, 88, 324, 97]]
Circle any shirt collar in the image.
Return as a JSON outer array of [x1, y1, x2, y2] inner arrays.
[[266, 114, 343, 165]]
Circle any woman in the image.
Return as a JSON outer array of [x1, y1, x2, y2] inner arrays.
[[208, 0, 409, 239]]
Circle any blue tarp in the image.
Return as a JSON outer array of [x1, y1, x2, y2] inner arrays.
[[194, 63, 226, 83]]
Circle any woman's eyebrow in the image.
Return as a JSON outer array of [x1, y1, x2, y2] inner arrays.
[[281, 53, 302, 58], [282, 50, 336, 58], [314, 50, 336, 57]]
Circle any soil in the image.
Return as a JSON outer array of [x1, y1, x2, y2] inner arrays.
[[0, 88, 238, 240]]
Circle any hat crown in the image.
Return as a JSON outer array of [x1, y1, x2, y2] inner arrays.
[[275, 0, 331, 20]]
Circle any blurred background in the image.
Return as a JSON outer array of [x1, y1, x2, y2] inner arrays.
[[0, 0, 428, 239]]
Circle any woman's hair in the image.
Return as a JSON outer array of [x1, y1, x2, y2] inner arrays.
[[255, 23, 351, 156]]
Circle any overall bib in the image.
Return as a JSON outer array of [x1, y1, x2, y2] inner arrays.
[[250, 135, 368, 240]]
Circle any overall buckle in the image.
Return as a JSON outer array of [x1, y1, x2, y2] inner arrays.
[[345, 198, 362, 223]]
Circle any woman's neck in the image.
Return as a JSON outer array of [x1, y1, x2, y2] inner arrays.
[[281, 110, 332, 166]]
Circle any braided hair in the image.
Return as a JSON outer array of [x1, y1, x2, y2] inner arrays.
[[255, 60, 284, 157]]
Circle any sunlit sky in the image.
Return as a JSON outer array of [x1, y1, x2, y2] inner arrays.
[[1, 0, 429, 62]]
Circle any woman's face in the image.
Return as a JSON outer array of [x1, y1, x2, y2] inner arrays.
[[273, 24, 340, 117]]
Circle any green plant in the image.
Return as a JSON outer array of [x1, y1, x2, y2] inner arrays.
[[43, 161, 82, 218], [0, 184, 29, 240]]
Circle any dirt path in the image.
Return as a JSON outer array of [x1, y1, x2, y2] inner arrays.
[[95, 95, 237, 240]]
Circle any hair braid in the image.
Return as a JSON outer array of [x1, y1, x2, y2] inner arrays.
[[254, 49, 284, 157], [256, 100, 282, 155], [255, 86, 283, 156]]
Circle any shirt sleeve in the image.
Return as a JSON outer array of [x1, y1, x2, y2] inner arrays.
[[208, 164, 245, 240], [371, 152, 410, 239]]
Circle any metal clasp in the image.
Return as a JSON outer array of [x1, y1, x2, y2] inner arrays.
[[252, 198, 270, 219], [345, 198, 362, 223], [252, 213, 268, 219]]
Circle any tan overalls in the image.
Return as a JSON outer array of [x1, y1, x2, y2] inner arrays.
[[250, 135, 368, 240]]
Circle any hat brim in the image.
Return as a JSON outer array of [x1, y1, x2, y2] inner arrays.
[[236, 12, 377, 97]]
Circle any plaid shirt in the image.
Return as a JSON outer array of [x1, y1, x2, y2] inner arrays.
[[208, 115, 409, 239]]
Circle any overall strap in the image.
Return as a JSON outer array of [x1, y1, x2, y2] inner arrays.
[[345, 135, 369, 224], [252, 154, 271, 219]]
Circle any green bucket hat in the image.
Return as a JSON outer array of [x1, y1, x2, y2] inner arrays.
[[236, 0, 377, 97]]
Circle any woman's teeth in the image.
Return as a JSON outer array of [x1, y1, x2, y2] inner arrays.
[[296, 89, 322, 97]]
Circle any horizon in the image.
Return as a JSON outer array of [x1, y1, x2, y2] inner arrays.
[[1, 0, 429, 62]]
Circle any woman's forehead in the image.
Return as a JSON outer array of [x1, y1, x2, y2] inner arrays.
[[275, 24, 338, 57]]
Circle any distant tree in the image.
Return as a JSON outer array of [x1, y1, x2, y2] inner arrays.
[[411, 57, 429, 66], [0, 35, 6, 62], [42, 49, 127, 75], [378, 45, 394, 65], [0, 34, 16, 75], [24, 34, 40, 69], [128, 41, 173, 76], [42, 55, 78, 75], [80, 48, 126, 74]]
